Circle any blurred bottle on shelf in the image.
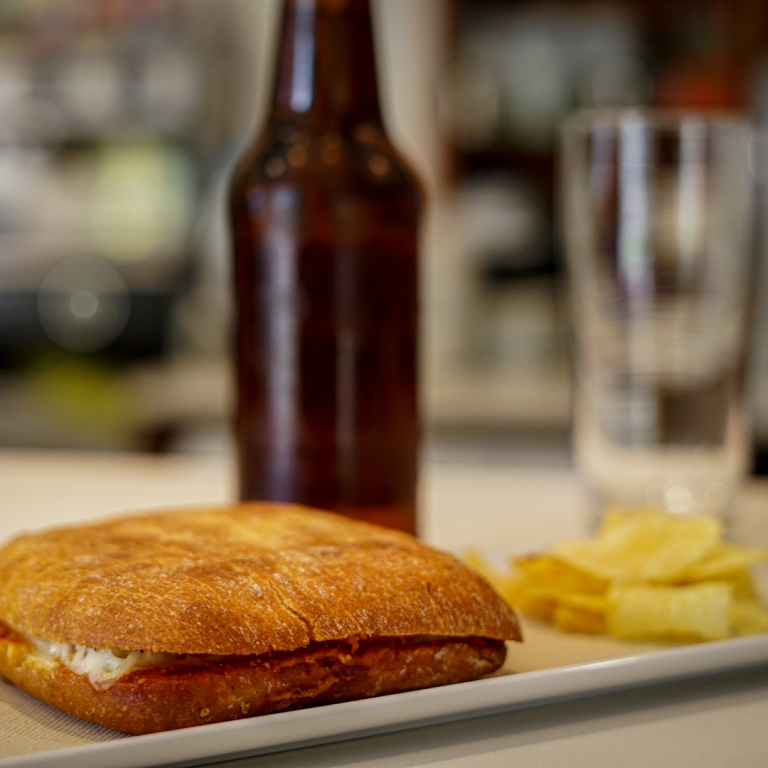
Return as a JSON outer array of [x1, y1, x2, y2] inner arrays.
[[230, 0, 422, 533]]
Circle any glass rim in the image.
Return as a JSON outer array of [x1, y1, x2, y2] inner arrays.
[[561, 108, 752, 137]]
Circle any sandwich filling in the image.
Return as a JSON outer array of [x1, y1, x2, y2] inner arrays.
[[24, 633, 184, 689], [1, 620, 509, 698]]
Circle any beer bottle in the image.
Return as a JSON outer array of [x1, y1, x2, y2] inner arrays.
[[229, 0, 422, 533]]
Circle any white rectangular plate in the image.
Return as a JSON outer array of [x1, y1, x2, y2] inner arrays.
[[4, 621, 768, 768]]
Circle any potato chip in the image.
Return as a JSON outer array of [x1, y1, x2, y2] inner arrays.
[[465, 506, 768, 643], [512, 555, 608, 596], [730, 598, 768, 635], [551, 508, 721, 583], [556, 592, 608, 611], [712, 569, 759, 601], [501, 574, 558, 623], [679, 543, 767, 581], [607, 582, 732, 642], [596, 504, 635, 535], [496, 558, 608, 631], [552, 594, 607, 634]]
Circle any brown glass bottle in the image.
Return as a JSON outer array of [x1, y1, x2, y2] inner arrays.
[[229, 0, 422, 534]]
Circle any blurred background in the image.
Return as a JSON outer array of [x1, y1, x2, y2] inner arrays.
[[1, 0, 768, 470]]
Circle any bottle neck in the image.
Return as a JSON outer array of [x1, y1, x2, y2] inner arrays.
[[269, 0, 384, 131]]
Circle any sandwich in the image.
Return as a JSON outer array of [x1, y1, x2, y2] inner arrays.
[[0, 503, 521, 734]]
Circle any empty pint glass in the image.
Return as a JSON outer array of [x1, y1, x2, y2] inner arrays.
[[562, 111, 755, 519]]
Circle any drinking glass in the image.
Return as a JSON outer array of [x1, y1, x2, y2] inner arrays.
[[561, 110, 755, 518]]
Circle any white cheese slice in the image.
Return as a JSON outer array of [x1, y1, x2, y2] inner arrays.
[[25, 634, 183, 690]]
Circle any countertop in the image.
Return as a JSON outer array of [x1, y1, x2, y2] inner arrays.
[[1, 448, 768, 768]]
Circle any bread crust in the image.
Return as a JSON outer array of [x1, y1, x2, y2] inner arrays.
[[0, 504, 521, 655], [0, 625, 507, 734]]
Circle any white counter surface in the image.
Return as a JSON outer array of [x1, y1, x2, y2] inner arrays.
[[1, 449, 768, 768]]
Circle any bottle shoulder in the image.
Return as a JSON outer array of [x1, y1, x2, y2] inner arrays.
[[230, 123, 423, 202]]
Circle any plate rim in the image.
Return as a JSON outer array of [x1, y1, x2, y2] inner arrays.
[[4, 632, 768, 768]]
